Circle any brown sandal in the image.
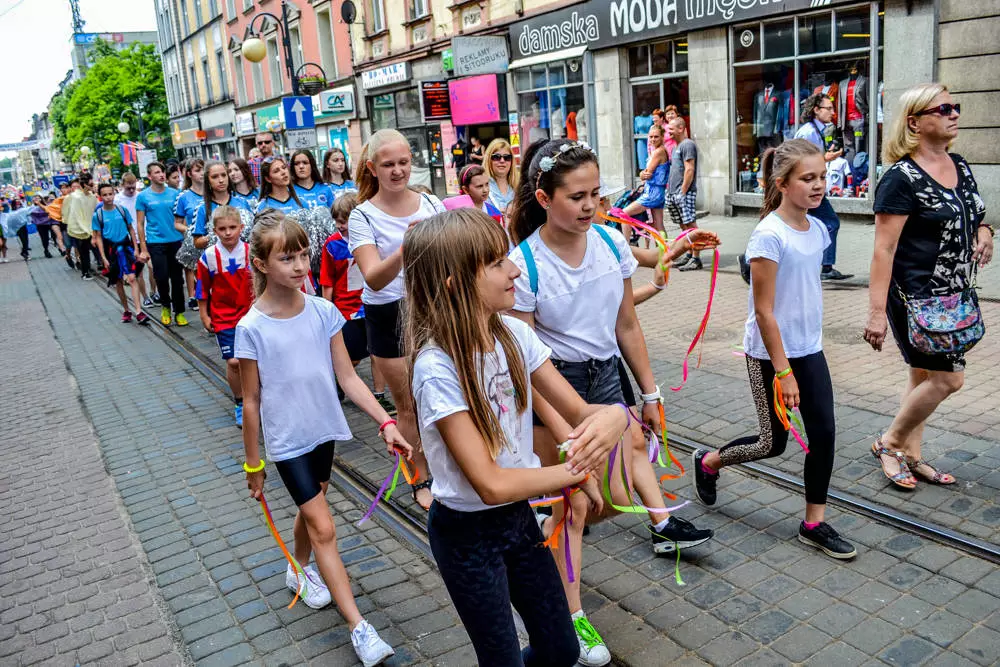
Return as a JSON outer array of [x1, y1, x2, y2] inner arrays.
[[871, 438, 917, 490], [906, 457, 956, 485]]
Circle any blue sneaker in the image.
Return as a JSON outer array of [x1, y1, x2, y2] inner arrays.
[[235, 403, 243, 428]]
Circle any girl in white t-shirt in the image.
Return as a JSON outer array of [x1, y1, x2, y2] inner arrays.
[[348, 129, 446, 511], [405, 207, 629, 667], [235, 214, 411, 666], [692, 139, 855, 560]]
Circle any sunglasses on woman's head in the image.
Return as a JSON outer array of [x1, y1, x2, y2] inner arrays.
[[913, 103, 961, 117], [490, 153, 513, 162]]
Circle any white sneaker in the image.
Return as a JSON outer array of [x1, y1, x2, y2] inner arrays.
[[573, 612, 611, 666], [351, 619, 394, 667], [285, 563, 331, 609]]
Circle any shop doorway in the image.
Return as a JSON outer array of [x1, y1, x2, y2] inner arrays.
[[628, 37, 690, 178]]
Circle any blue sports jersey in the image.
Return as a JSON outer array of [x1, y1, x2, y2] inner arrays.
[[256, 195, 306, 215], [136, 187, 181, 243], [92, 205, 133, 244], [173, 189, 203, 228], [193, 193, 254, 236], [294, 182, 336, 209]]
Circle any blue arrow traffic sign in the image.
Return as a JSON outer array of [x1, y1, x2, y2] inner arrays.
[[282, 96, 315, 129]]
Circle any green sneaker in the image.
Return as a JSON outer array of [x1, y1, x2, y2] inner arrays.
[[375, 393, 397, 417], [573, 614, 611, 666], [160, 307, 172, 326]]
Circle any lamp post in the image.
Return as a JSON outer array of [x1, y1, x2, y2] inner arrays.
[[241, 1, 303, 96], [118, 99, 149, 143]]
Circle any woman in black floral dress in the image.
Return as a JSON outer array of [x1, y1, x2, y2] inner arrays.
[[864, 83, 993, 489]]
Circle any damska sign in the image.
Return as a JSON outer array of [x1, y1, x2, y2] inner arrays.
[[512, 0, 855, 59]]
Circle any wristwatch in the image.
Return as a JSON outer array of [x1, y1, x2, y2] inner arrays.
[[640, 385, 662, 404]]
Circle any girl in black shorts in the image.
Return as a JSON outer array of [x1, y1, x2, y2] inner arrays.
[[348, 129, 446, 510]]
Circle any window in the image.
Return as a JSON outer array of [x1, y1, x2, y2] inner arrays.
[[180, 1, 189, 36], [251, 58, 264, 102], [731, 4, 883, 196], [194, 0, 203, 26], [203, 59, 214, 101], [627, 38, 689, 177], [243, 0, 253, 9], [208, 0, 219, 17], [266, 37, 282, 96], [216, 50, 229, 98], [514, 58, 590, 149], [290, 26, 303, 71], [233, 53, 246, 105], [189, 63, 199, 102], [225, 0, 236, 20], [199, 34, 207, 59], [370, 0, 386, 33], [409, 0, 428, 20], [316, 9, 338, 77]]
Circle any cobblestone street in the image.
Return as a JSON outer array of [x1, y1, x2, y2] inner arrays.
[[3, 230, 999, 666]]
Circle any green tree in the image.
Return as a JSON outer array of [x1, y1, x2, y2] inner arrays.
[[50, 40, 175, 171]]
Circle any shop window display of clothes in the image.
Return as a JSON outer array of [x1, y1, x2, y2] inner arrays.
[[634, 113, 654, 168], [753, 84, 787, 152], [814, 81, 840, 125], [838, 68, 868, 162], [826, 155, 852, 197]]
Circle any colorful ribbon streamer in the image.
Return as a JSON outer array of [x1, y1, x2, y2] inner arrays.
[[670, 229, 719, 392], [259, 493, 306, 609], [772, 376, 810, 454], [357, 449, 419, 526]]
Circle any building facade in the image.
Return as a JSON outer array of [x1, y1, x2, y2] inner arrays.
[[222, 0, 356, 163], [70, 31, 160, 81], [156, 0, 240, 160]]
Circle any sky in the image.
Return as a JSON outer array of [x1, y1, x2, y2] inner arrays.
[[0, 0, 157, 153]]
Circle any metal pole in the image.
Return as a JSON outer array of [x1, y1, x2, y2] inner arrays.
[[281, 1, 299, 96], [137, 113, 147, 144]]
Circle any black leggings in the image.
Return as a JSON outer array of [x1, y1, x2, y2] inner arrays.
[[148, 241, 186, 314], [36, 225, 54, 252], [428, 500, 579, 667], [719, 352, 836, 505], [16, 226, 29, 256]]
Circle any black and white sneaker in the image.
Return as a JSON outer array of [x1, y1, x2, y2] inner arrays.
[[678, 257, 704, 272], [692, 449, 718, 506], [650, 516, 713, 554], [672, 253, 693, 269], [187, 297, 199, 311], [798, 522, 857, 559]]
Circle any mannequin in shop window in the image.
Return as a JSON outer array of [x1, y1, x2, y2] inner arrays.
[[634, 110, 654, 169], [814, 78, 840, 126], [838, 63, 869, 163], [753, 80, 786, 152], [468, 135, 485, 166]]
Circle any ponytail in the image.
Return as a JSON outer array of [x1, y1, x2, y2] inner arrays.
[[759, 138, 823, 220], [355, 129, 409, 203]]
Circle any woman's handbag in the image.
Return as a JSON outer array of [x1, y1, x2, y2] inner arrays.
[[899, 284, 985, 355]]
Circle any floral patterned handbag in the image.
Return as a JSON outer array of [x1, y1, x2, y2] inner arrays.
[[900, 283, 985, 355]]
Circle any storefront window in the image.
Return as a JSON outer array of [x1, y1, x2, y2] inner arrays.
[[628, 37, 689, 177], [515, 59, 590, 148], [731, 3, 883, 198]]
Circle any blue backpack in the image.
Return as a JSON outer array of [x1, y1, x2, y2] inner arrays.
[[516, 224, 621, 295]]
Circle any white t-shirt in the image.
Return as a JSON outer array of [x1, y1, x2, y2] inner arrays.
[[347, 193, 445, 305], [114, 191, 138, 223], [234, 295, 352, 461], [412, 316, 549, 512], [510, 225, 638, 362], [743, 212, 830, 360], [826, 157, 852, 195]]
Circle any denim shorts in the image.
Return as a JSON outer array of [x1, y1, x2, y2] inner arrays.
[[552, 356, 627, 405]]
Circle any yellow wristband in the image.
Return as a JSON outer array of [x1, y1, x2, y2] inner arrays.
[[776, 368, 792, 379], [243, 459, 265, 473]]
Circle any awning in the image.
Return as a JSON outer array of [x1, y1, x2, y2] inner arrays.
[[508, 45, 587, 70]]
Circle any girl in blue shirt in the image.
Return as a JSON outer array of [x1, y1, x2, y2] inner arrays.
[[256, 156, 306, 214], [322, 147, 356, 199], [229, 158, 259, 210], [193, 160, 255, 250], [292, 150, 335, 209], [174, 158, 206, 310]]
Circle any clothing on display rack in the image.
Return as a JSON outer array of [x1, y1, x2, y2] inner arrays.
[[634, 114, 654, 167], [838, 72, 868, 162], [753, 84, 787, 152], [814, 82, 840, 125]]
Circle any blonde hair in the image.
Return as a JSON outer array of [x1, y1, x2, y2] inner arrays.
[[759, 138, 823, 219], [331, 192, 358, 221], [403, 208, 529, 460], [355, 129, 410, 202], [482, 139, 520, 192], [882, 83, 950, 165], [210, 205, 242, 230], [249, 210, 309, 296]]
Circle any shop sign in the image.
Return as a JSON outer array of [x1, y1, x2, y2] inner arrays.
[[373, 94, 394, 110], [510, 0, 855, 59], [235, 112, 255, 136], [317, 89, 355, 115], [255, 105, 281, 132], [420, 81, 451, 122], [442, 48, 454, 71], [452, 36, 509, 76], [361, 62, 409, 90], [204, 124, 234, 143], [74, 32, 125, 45], [448, 74, 504, 125], [170, 115, 200, 147]]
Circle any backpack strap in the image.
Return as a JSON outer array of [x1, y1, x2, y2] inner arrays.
[[517, 239, 538, 296], [591, 224, 622, 262]]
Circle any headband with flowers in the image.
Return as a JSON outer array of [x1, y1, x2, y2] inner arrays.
[[533, 141, 597, 190]]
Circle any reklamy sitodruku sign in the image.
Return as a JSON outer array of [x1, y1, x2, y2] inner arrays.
[[512, 0, 855, 59]]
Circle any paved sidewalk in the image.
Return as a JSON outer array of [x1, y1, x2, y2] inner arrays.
[[0, 259, 187, 667], [23, 257, 474, 666], [73, 257, 1000, 665]]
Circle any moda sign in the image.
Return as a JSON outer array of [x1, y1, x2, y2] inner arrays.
[[512, 0, 855, 59]]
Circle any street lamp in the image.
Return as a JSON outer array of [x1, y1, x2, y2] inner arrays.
[[118, 100, 149, 143], [241, 1, 309, 96]]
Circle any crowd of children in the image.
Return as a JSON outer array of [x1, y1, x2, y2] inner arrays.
[[26, 130, 855, 667]]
